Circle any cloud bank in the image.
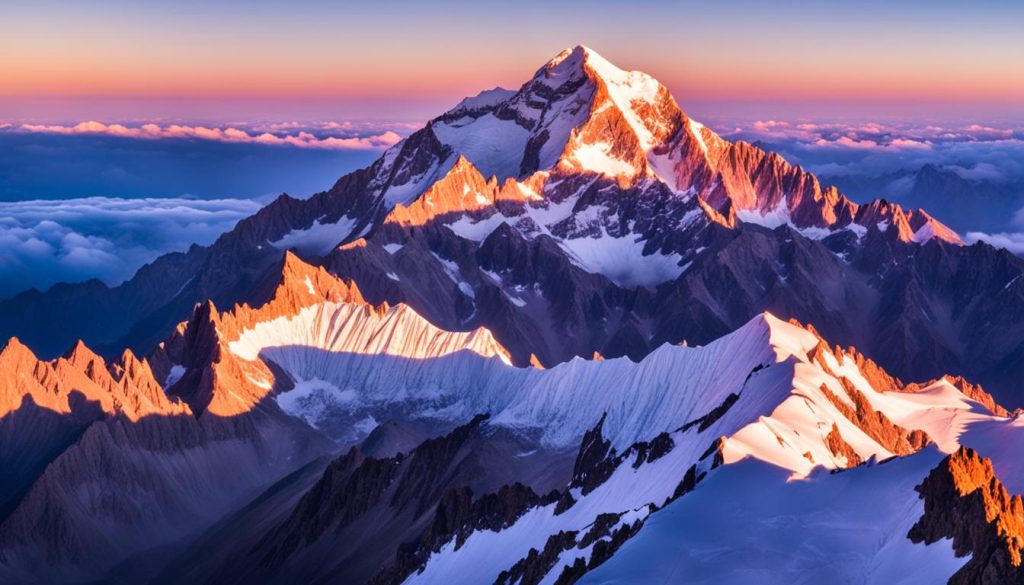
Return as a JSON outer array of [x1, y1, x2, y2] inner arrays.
[[717, 119, 1024, 181], [16, 121, 403, 150], [965, 231, 1024, 254], [0, 197, 262, 299]]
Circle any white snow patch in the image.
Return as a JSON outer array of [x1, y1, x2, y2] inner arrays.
[[558, 230, 684, 288], [445, 214, 509, 241], [688, 118, 708, 155], [354, 414, 379, 435], [912, 221, 939, 243], [432, 113, 531, 181], [570, 141, 637, 178], [275, 378, 357, 428], [432, 253, 461, 282], [736, 200, 791, 230], [271, 216, 356, 256], [164, 365, 185, 390], [503, 292, 527, 307], [457, 282, 475, 298]]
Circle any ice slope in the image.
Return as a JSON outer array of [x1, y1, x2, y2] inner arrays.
[[230, 305, 803, 450], [585, 377, 1024, 585], [431, 114, 531, 181]]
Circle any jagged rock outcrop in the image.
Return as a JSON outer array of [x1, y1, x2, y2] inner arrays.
[[819, 379, 931, 457], [909, 447, 1024, 584], [0, 335, 191, 521], [371, 482, 557, 585]]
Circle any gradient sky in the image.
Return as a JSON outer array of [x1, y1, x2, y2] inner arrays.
[[2, 0, 1022, 123]]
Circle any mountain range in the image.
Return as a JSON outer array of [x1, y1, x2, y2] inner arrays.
[[2, 45, 1024, 585], [824, 162, 1024, 234]]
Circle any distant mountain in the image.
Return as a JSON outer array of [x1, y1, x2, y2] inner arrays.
[[824, 163, 1024, 234]]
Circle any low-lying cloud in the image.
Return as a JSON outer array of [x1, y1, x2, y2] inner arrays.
[[0, 197, 262, 299], [16, 120, 403, 150], [717, 119, 1024, 181], [964, 231, 1024, 255]]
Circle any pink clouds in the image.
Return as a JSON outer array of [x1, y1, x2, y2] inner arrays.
[[721, 118, 1021, 151], [15, 121, 403, 150], [715, 117, 1024, 183], [818, 136, 881, 149]]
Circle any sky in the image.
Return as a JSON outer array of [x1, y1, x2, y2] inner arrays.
[[2, 0, 1023, 123], [0, 0, 1022, 298]]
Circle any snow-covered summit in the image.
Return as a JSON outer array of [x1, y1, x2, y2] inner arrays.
[[363, 45, 960, 265], [449, 87, 516, 114]]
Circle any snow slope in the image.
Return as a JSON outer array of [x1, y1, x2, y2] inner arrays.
[[230, 306, 788, 449], [581, 452, 967, 585], [398, 316, 1011, 585]]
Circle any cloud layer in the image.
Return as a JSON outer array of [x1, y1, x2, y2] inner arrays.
[[718, 119, 1024, 181], [964, 231, 1024, 254], [0, 197, 262, 299], [0, 119, 411, 298], [16, 120, 403, 150]]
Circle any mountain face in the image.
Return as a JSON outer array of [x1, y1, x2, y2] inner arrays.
[[2, 45, 1024, 585]]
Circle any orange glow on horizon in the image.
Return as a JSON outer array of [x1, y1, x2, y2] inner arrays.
[[2, 2, 1022, 108], [3, 55, 1023, 105]]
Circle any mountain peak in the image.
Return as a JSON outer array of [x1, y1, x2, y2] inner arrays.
[[538, 44, 591, 79], [542, 44, 622, 80], [0, 336, 37, 367]]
